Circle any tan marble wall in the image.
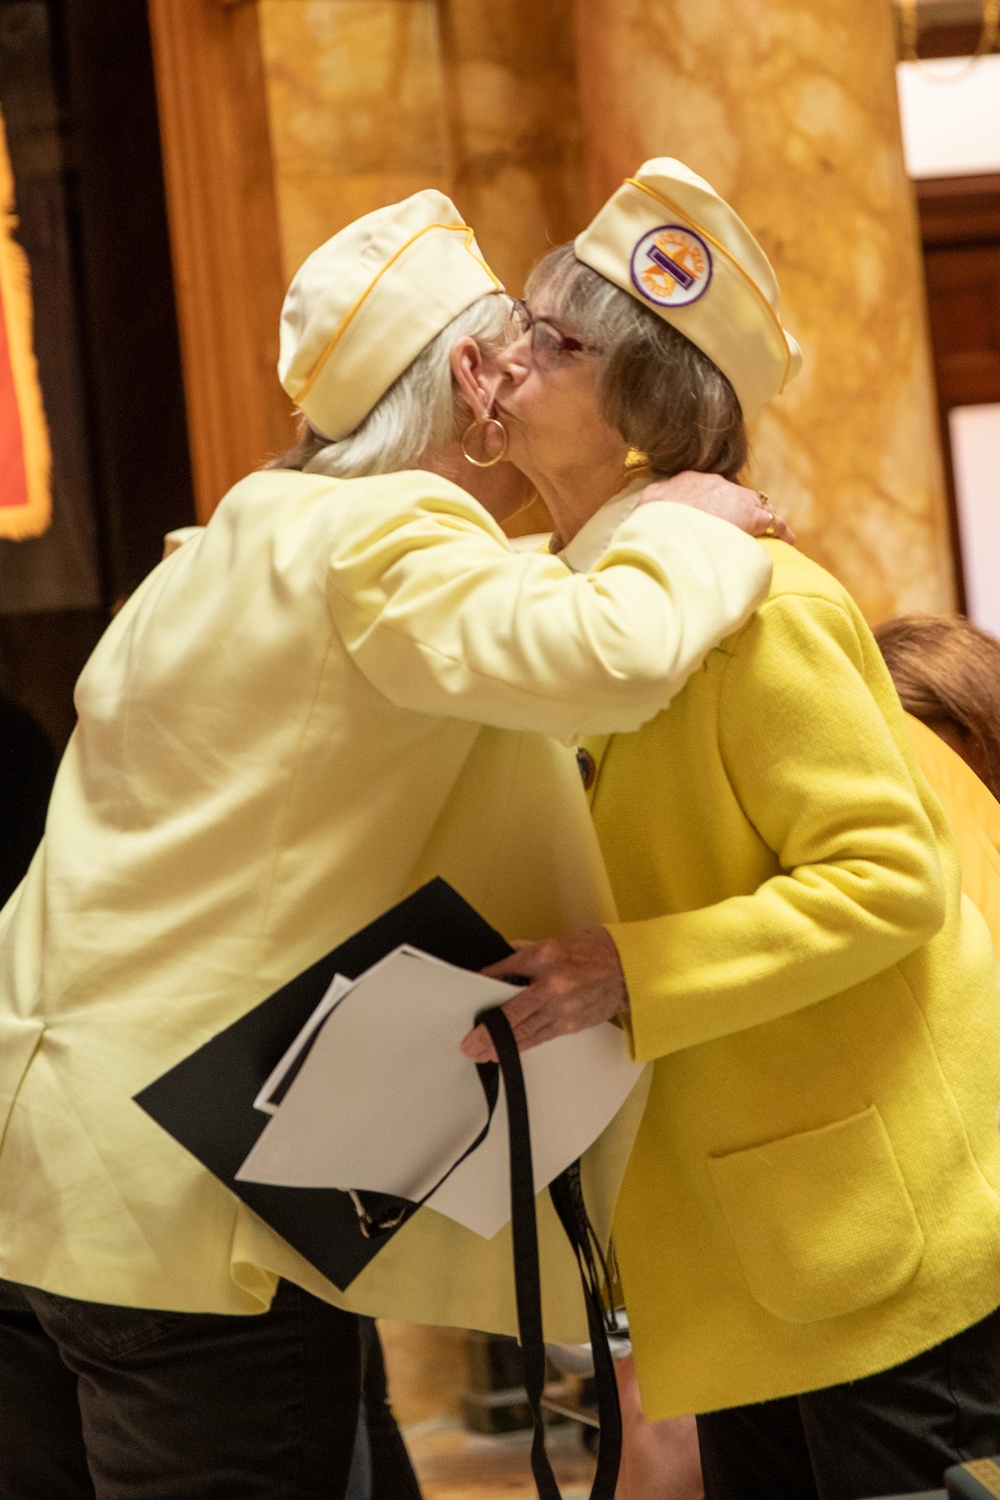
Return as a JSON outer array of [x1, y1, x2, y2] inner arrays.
[[258, 2, 453, 283], [574, 0, 956, 622], [257, 0, 574, 542], [257, 0, 585, 292], [258, 0, 955, 612], [437, 0, 586, 291]]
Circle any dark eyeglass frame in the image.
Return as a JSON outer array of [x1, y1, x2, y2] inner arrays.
[[509, 298, 602, 364]]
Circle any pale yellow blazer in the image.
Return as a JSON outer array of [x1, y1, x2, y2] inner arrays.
[[585, 541, 1000, 1416], [0, 468, 770, 1338]]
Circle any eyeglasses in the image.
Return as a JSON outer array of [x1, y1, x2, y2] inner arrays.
[[508, 299, 601, 369]]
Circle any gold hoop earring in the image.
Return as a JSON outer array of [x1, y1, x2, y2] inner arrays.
[[461, 417, 508, 469]]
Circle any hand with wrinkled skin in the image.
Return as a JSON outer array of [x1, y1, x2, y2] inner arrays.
[[460, 928, 629, 1063], [641, 470, 795, 544]]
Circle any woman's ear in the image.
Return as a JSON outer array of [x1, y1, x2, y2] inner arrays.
[[450, 337, 497, 423]]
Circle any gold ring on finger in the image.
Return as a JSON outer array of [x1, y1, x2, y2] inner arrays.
[[756, 492, 779, 537]]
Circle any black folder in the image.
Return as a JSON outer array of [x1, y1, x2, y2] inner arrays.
[[134, 878, 512, 1289]]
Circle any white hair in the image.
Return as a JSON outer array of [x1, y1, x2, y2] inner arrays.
[[270, 293, 511, 479]]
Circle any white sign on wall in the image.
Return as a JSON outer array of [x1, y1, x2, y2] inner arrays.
[[896, 55, 1000, 178], [949, 404, 1000, 639]]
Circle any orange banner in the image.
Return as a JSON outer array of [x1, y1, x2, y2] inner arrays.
[[0, 105, 50, 540]]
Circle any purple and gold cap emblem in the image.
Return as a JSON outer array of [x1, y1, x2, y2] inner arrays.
[[630, 224, 712, 309]]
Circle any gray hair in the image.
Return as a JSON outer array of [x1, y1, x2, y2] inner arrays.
[[268, 292, 511, 478], [526, 246, 747, 479]]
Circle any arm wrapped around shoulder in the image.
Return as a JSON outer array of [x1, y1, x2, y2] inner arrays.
[[325, 476, 771, 742], [611, 593, 947, 1062]]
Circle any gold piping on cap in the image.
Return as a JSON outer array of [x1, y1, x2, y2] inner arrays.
[[623, 177, 794, 392], [297, 222, 501, 404]]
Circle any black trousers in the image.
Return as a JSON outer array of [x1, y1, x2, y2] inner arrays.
[[357, 1318, 423, 1500], [697, 1304, 1000, 1500], [0, 1278, 363, 1499]]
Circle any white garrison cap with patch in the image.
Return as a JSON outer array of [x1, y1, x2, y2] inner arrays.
[[279, 190, 503, 441], [574, 158, 802, 420]]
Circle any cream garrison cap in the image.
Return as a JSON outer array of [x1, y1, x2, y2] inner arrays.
[[279, 190, 502, 441], [575, 159, 801, 420]]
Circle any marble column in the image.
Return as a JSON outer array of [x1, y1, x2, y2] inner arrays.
[[256, 0, 571, 534], [257, 2, 454, 284], [574, 0, 956, 621], [257, 0, 585, 290], [438, 0, 582, 530], [437, 0, 586, 290]]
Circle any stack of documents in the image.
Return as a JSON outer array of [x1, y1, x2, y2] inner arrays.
[[236, 944, 643, 1240], [135, 878, 646, 1287]]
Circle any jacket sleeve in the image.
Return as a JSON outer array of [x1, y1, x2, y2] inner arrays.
[[325, 476, 772, 741], [608, 595, 947, 1061]]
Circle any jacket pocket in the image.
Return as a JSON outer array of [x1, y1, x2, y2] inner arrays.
[[707, 1105, 924, 1324]]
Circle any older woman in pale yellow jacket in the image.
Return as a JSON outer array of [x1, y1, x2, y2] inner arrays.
[[465, 161, 1000, 1500], [0, 195, 779, 1327], [0, 188, 783, 1497]]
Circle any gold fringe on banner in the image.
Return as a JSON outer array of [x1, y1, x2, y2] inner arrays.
[[0, 103, 51, 540]]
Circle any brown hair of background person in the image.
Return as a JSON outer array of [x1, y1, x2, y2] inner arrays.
[[874, 615, 1000, 803]]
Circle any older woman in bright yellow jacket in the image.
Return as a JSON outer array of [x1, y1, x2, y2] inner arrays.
[[466, 160, 1000, 1500]]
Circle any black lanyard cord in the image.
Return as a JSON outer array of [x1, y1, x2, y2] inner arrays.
[[549, 1167, 622, 1500], [477, 1006, 622, 1500]]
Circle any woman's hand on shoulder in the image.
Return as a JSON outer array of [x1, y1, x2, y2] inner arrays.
[[639, 471, 795, 544]]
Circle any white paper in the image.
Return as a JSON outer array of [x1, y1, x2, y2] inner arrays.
[[236, 946, 644, 1239], [237, 948, 518, 1201], [950, 404, 1000, 642], [253, 973, 354, 1115], [425, 1021, 643, 1239]]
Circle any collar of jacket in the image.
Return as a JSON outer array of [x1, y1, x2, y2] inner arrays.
[[557, 476, 648, 573]]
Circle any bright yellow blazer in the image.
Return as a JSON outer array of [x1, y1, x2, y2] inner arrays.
[[0, 468, 770, 1336], [585, 541, 1000, 1417]]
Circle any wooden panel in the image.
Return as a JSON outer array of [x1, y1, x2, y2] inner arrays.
[[919, 174, 1000, 247], [925, 242, 1000, 405], [900, 19, 992, 56], [917, 174, 1000, 611], [146, 0, 293, 521]]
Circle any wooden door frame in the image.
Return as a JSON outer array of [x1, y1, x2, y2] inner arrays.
[[146, 0, 293, 521], [897, 6, 1000, 613], [918, 173, 1000, 615]]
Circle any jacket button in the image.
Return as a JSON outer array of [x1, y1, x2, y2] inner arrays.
[[576, 747, 596, 790]]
